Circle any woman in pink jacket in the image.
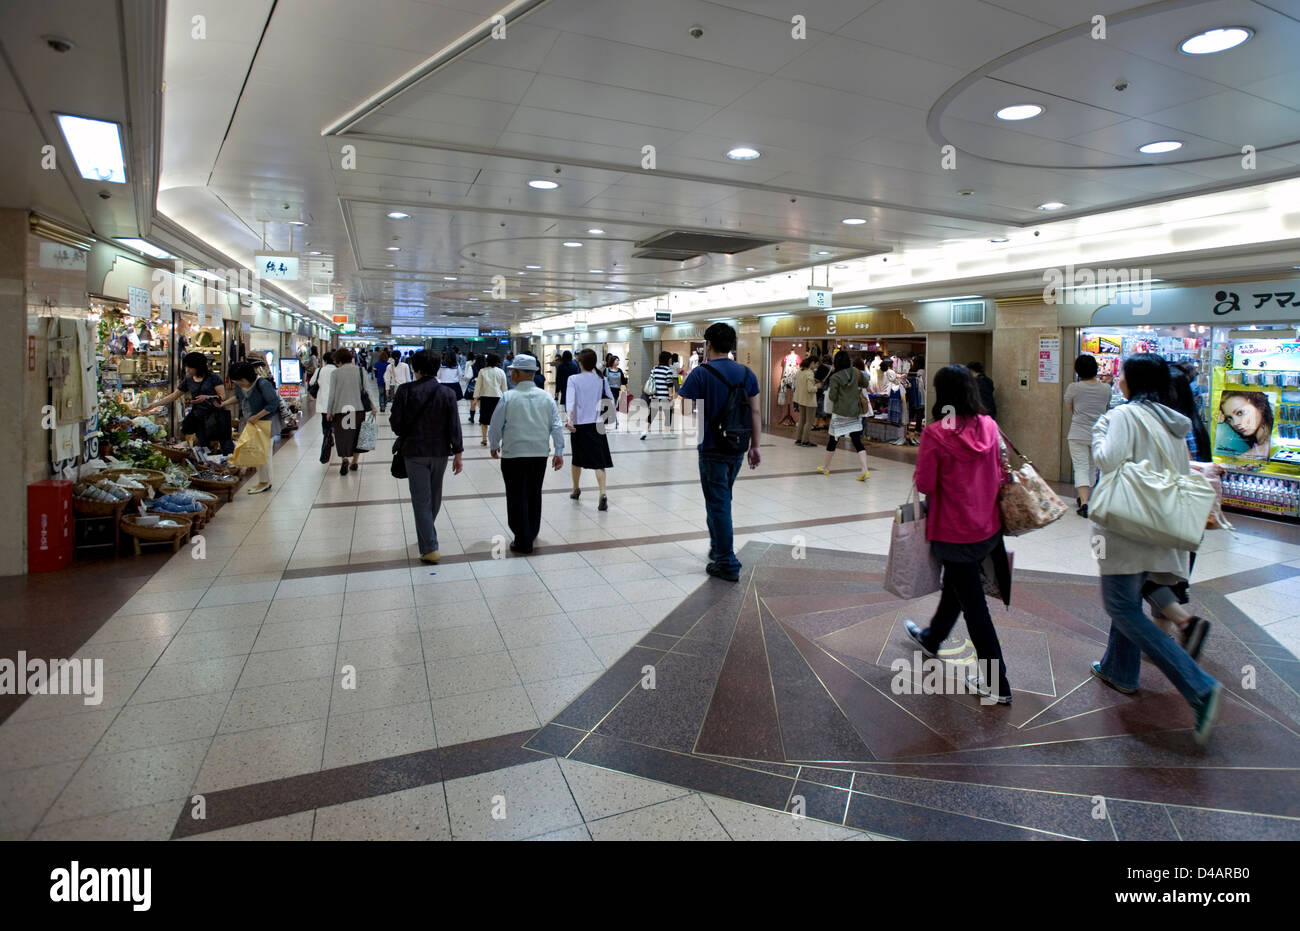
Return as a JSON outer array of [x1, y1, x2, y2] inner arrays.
[[904, 365, 1012, 704]]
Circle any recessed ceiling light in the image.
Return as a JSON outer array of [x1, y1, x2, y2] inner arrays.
[[588, 268, 603, 273], [443, 276, 457, 281], [308, 250, 322, 255], [469, 297, 479, 301], [481, 290, 492, 294], [386, 246, 400, 251], [528, 179, 560, 190], [528, 292, 539, 296], [726, 146, 760, 160], [289, 220, 307, 226], [387, 211, 410, 219], [995, 104, 1043, 121], [386, 263, 395, 268], [817, 250, 831, 256], [842, 218, 867, 225], [525, 264, 541, 269], [563, 241, 582, 247], [587, 228, 605, 235], [989, 237, 1009, 243], [190, 269, 221, 281], [1180, 27, 1252, 55], [834, 264, 850, 269], [1138, 140, 1183, 154], [55, 113, 126, 183], [744, 266, 756, 271], [509, 299, 519, 302], [1037, 201, 1067, 211]]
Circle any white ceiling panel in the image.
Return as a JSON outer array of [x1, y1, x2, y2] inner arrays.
[[354, 114, 507, 147], [773, 34, 967, 109], [722, 77, 922, 136], [1141, 91, 1300, 147], [700, 0, 881, 32], [536, 31, 760, 107], [837, 0, 1053, 70], [360, 92, 520, 133], [516, 74, 721, 132], [1062, 118, 1238, 161], [388, 60, 538, 107], [501, 105, 688, 151], [1242, 68, 1300, 110], [272, 0, 489, 55], [979, 0, 1140, 29], [947, 78, 1131, 142], [464, 21, 562, 71]]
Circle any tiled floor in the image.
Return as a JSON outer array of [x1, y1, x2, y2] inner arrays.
[[3, 405, 1299, 841]]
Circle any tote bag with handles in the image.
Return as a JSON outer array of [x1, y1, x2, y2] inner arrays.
[[1089, 404, 1216, 551], [996, 430, 1068, 536], [884, 484, 942, 600]]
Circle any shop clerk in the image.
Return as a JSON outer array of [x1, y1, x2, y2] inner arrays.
[[140, 351, 230, 453]]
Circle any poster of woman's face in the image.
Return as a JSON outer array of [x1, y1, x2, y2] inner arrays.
[[1216, 390, 1274, 459]]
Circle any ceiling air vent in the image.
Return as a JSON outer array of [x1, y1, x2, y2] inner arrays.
[[951, 300, 986, 326], [631, 229, 777, 262]]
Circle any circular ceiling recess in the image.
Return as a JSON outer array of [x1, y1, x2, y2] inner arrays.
[[927, 8, 1300, 171], [428, 288, 575, 304]]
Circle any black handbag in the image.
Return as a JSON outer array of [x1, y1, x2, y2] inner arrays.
[[390, 383, 434, 479]]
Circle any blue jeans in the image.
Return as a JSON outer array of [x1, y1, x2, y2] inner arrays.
[[1098, 572, 1218, 710], [698, 450, 744, 572], [406, 456, 448, 556]]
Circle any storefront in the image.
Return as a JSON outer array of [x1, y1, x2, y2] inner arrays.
[[1082, 277, 1300, 520], [764, 308, 924, 429]]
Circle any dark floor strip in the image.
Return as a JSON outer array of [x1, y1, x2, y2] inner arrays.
[[170, 728, 542, 838], [279, 510, 895, 580], [310, 466, 868, 509]]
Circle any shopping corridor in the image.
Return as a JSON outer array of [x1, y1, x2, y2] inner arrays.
[[3, 407, 1299, 841]]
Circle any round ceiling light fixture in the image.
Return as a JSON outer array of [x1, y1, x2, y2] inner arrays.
[[995, 104, 1044, 121], [525, 264, 541, 269], [1179, 27, 1252, 55], [1036, 201, 1067, 211], [387, 211, 410, 219], [726, 146, 761, 160], [528, 179, 560, 190], [1138, 140, 1183, 154], [386, 246, 400, 251], [562, 241, 582, 247], [816, 250, 831, 255], [443, 276, 457, 281], [587, 228, 605, 235], [842, 217, 867, 225], [989, 236, 1010, 243]]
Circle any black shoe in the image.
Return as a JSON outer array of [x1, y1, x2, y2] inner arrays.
[[509, 541, 533, 555], [1182, 616, 1211, 661], [339, 463, 349, 476], [706, 562, 740, 582], [1076, 504, 1088, 518], [349, 461, 358, 472], [903, 620, 938, 659], [570, 489, 581, 500], [598, 496, 608, 511]]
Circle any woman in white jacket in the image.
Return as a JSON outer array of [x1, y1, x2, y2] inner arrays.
[[311, 351, 337, 463], [1089, 353, 1221, 745]]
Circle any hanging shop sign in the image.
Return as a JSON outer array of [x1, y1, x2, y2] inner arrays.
[[308, 295, 334, 313], [253, 252, 300, 281], [654, 309, 673, 323], [332, 314, 349, 324], [808, 288, 833, 309], [39, 242, 88, 271], [1091, 278, 1300, 326], [767, 307, 914, 339]]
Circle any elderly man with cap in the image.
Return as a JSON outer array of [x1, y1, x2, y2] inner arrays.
[[488, 354, 565, 554]]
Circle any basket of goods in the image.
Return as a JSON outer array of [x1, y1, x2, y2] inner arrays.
[[188, 468, 240, 500], [72, 482, 132, 516], [151, 443, 193, 464], [121, 512, 193, 554], [98, 475, 149, 500], [101, 467, 167, 491], [148, 492, 206, 516]]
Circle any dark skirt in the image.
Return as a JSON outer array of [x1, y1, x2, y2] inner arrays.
[[332, 421, 362, 457], [571, 422, 613, 470], [441, 381, 463, 401], [478, 396, 500, 426]]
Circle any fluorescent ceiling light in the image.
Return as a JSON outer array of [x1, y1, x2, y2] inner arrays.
[[744, 266, 756, 271], [1138, 140, 1183, 154], [834, 264, 850, 269], [1059, 278, 1162, 292], [989, 237, 1009, 243], [588, 268, 603, 273], [443, 276, 458, 281], [115, 238, 171, 259], [915, 295, 981, 303], [387, 211, 410, 219], [562, 241, 582, 248], [1180, 27, 1252, 55], [726, 146, 760, 160], [842, 217, 867, 225], [995, 104, 1043, 121], [308, 250, 322, 255], [289, 221, 307, 227], [528, 179, 560, 190], [386, 246, 400, 252], [587, 228, 605, 235], [55, 114, 126, 183], [525, 264, 542, 269], [1037, 201, 1067, 211], [189, 269, 221, 281]]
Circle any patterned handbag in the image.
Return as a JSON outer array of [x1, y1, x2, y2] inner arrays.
[[996, 431, 1068, 536]]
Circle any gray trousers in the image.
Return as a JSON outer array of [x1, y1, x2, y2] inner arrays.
[[406, 456, 449, 555]]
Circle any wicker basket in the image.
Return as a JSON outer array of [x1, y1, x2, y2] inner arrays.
[[72, 496, 128, 517], [150, 444, 193, 463], [101, 468, 167, 491], [121, 513, 193, 554]]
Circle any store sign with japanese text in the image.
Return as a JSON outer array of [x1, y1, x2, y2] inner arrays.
[[254, 253, 300, 281], [1092, 279, 1300, 325], [767, 307, 914, 339]]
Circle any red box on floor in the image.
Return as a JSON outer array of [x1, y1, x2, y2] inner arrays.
[[28, 479, 73, 572]]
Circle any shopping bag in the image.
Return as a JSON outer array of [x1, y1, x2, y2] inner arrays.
[[230, 419, 272, 467], [996, 432, 1067, 535], [884, 485, 942, 600], [357, 413, 378, 453]]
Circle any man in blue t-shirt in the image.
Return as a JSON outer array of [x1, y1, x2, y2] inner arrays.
[[676, 323, 762, 582]]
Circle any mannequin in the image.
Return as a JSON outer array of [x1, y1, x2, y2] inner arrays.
[[778, 348, 800, 426]]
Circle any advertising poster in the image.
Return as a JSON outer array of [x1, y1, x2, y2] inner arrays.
[[1211, 340, 1300, 475]]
